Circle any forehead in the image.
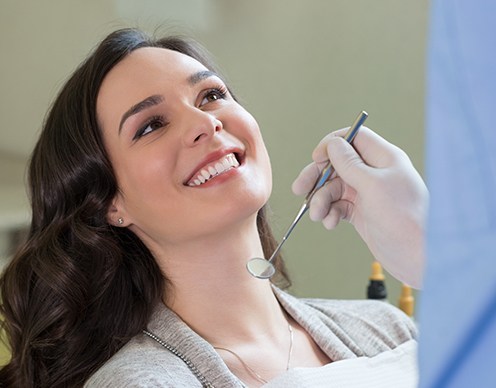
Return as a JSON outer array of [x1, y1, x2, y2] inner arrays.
[[101, 47, 208, 92]]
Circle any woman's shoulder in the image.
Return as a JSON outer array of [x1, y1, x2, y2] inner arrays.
[[302, 297, 417, 352], [274, 288, 417, 358], [304, 297, 416, 335], [84, 334, 202, 388]]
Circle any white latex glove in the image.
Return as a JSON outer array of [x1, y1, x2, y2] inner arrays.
[[292, 127, 428, 289]]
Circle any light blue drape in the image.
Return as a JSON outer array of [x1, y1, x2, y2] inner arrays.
[[419, 0, 496, 387]]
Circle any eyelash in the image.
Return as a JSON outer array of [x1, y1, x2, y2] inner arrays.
[[200, 85, 228, 105], [133, 115, 167, 140]]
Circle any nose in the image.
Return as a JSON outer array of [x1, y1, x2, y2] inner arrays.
[[182, 108, 222, 147]]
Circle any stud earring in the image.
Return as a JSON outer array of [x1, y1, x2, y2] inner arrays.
[[117, 217, 124, 225]]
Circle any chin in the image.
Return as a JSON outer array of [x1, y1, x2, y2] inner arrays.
[[206, 193, 268, 233]]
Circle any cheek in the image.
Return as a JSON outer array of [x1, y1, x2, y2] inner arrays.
[[241, 115, 273, 199], [261, 152, 273, 200], [240, 111, 272, 172], [242, 114, 272, 180], [230, 109, 266, 151], [114, 149, 177, 208]]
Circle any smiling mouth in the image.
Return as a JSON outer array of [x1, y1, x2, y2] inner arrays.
[[186, 153, 240, 187]]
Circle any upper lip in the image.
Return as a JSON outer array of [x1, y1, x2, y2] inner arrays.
[[183, 147, 244, 185]]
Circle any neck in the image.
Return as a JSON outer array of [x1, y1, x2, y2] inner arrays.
[[150, 214, 287, 346]]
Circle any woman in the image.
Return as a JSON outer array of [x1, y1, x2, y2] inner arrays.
[[0, 28, 427, 387]]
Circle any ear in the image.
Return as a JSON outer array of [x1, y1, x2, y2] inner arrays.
[[106, 193, 130, 227]]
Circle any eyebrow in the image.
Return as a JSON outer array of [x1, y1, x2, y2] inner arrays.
[[188, 70, 218, 85], [119, 94, 164, 133]]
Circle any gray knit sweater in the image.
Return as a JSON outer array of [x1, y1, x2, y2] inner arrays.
[[85, 288, 417, 387]]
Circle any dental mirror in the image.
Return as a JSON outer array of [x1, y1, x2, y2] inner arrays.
[[246, 111, 368, 279]]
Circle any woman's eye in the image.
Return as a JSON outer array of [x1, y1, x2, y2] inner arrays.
[[133, 116, 165, 140], [200, 88, 227, 107]]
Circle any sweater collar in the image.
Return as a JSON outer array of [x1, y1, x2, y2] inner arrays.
[[145, 287, 357, 387], [147, 302, 243, 387]]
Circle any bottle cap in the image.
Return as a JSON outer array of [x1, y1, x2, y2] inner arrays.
[[370, 261, 385, 281], [398, 284, 414, 317]]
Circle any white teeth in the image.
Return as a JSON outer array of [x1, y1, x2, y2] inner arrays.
[[215, 162, 225, 174], [188, 153, 240, 187]]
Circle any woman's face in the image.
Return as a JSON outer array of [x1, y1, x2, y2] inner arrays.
[[97, 47, 272, 246]]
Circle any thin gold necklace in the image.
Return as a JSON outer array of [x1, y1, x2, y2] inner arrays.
[[213, 321, 294, 385]]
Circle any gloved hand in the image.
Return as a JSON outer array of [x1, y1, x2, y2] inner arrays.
[[292, 127, 428, 288]]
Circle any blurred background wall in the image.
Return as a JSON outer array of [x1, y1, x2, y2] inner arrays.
[[0, 0, 428, 339]]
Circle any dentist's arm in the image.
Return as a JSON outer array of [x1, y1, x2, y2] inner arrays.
[[292, 127, 428, 288]]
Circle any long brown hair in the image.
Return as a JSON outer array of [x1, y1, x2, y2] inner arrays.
[[0, 28, 289, 387]]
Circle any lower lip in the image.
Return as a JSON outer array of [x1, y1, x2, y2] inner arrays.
[[186, 164, 242, 188]]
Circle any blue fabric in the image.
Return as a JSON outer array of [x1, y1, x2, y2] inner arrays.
[[419, 0, 496, 387]]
